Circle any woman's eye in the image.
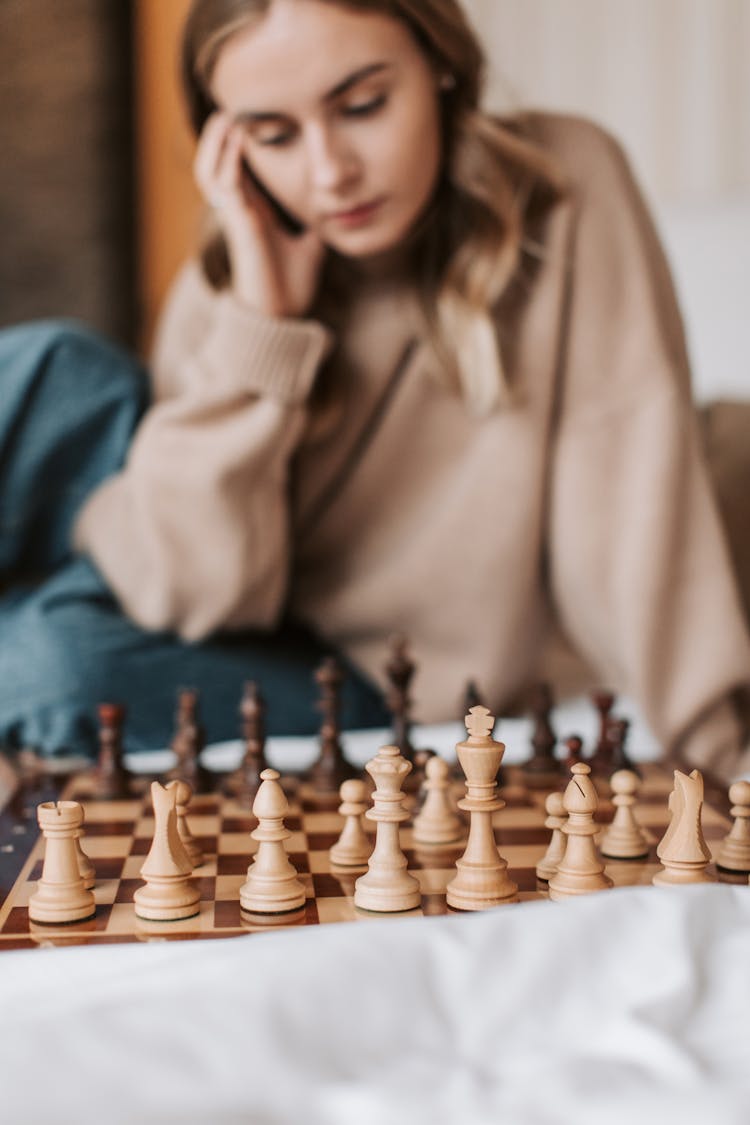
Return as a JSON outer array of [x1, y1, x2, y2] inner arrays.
[[256, 131, 294, 147], [342, 94, 387, 118]]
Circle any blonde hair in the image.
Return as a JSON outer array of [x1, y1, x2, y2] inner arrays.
[[181, 0, 567, 414]]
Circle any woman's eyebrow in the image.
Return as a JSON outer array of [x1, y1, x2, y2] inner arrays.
[[233, 62, 393, 125], [325, 61, 392, 100]]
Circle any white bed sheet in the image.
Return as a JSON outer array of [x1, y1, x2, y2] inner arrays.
[[1, 884, 749, 1124]]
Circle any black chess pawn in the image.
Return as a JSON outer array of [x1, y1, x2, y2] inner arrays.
[[463, 679, 485, 714], [606, 717, 640, 776], [93, 702, 131, 799], [522, 682, 563, 781], [226, 681, 269, 807], [410, 745, 437, 803], [563, 734, 585, 772], [588, 689, 616, 775], [169, 687, 213, 794], [385, 634, 420, 790], [308, 657, 357, 795]]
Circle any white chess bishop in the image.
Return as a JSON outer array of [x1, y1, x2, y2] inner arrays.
[[239, 769, 307, 914], [548, 763, 613, 900]]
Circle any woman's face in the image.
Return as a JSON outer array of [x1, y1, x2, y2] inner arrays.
[[211, 0, 444, 259]]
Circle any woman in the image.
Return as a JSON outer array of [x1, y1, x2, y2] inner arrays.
[[1, 0, 748, 775]]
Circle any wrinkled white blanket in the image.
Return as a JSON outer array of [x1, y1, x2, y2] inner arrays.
[[1, 883, 749, 1124]]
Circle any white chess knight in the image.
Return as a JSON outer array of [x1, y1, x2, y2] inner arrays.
[[134, 781, 201, 921], [653, 769, 712, 885]]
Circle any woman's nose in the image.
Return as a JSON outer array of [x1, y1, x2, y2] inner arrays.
[[307, 127, 360, 194]]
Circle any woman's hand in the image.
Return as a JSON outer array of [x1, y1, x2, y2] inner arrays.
[[194, 112, 325, 318]]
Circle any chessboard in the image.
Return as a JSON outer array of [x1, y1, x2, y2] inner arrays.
[[0, 763, 736, 952]]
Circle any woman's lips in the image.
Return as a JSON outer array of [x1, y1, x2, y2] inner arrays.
[[327, 197, 384, 228]]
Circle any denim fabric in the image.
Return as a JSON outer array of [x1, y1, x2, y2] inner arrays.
[[0, 319, 149, 575], [0, 321, 388, 757]]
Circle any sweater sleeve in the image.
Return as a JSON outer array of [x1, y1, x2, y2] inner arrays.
[[547, 119, 750, 776], [73, 262, 333, 640]]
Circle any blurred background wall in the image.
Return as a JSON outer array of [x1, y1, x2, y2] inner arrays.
[[0, 0, 135, 344], [1, 0, 748, 398], [470, 0, 750, 205]]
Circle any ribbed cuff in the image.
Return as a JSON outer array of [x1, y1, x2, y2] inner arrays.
[[207, 295, 333, 405]]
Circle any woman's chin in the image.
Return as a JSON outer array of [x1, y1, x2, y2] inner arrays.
[[326, 223, 423, 270]]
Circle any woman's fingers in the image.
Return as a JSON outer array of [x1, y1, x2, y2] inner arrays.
[[193, 114, 325, 316], [214, 129, 243, 198], [193, 113, 232, 200]]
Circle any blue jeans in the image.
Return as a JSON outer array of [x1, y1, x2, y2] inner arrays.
[[0, 321, 388, 757]]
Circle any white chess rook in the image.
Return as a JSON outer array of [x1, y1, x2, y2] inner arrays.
[[446, 707, 518, 910], [29, 801, 96, 924], [239, 769, 306, 914], [354, 745, 421, 913]]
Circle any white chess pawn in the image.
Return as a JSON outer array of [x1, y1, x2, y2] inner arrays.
[[536, 791, 567, 882], [167, 779, 204, 867], [412, 756, 464, 845], [354, 745, 421, 913], [330, 779, 372, 867], [446, 707, 518, 910], [74, 813, 96, 890], [653, 769, 712, 885], [549, 763, 613, 900], [240, 769, 306, 914], [715, 781, 750, 873], [599, 769, 650, 860], [29, 802, 96, 924], [134, 782, 201, 921]]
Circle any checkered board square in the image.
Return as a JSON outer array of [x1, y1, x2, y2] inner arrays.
[[0, 765, 734, 951]]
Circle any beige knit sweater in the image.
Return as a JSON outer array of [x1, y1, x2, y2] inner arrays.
[[74, 113, 750, 774]]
